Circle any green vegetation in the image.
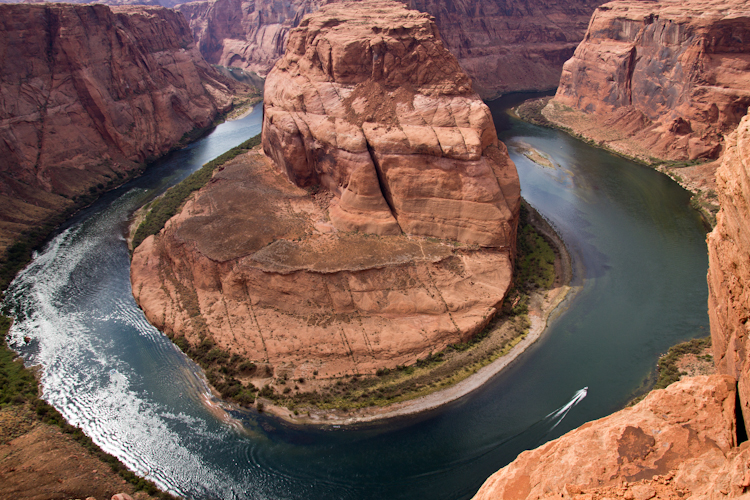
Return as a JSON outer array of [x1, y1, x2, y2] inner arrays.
[[131, 133, 262, 249], [172, 335, 259, 406], [0, 315, 176, 498], [654, 336, 712, 390], [0, 316, 37, 407], [514, 203, 556, 291]]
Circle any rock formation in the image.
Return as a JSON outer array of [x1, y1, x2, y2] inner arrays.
[[0, 3, 244, 256], [177, 0, 603, 99], [131, 1, 520, 383], [262, 1, 519, 247], [472, 375, 750, 500], [543, 0, 750, 163], [709, 109, 750, 432]]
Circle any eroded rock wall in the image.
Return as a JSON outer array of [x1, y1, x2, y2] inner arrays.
[[545, 0, 750, 162], [708, 110, 750, 432], [131, 150, 515, 380], [0, 3, 242, 255], [132, 1, 520, 382], [262, 1, 520, 248], [177, 0, 603, 99]]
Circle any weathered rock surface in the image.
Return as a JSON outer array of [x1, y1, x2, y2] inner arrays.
[[132, 3, 520, 382], [0, 3, 244, 255], [544, 0, 750, 163], [178, 0, 603, 99], [131, 150, 514, 380], [709, 109, 750, 432], [262, 1, 520, 248], [473, 375, 750, 500]]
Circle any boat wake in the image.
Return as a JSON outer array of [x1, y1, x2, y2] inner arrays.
[[545, 386, 588, 433]]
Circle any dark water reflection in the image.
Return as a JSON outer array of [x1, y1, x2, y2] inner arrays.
[[4, 96, 709, 499]]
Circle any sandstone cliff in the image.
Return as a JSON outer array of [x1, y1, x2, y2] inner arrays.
[[473, 375, 750, 500], [543, 0, 750, 163], [709, 109, 750, 433], [177, 0, 603, 99], [131, 2, 520, 385], [0, 3, 244, 256], [262, 1, 520, 247]]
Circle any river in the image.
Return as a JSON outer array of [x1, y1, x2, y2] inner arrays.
[[3, 96, 709, 500]]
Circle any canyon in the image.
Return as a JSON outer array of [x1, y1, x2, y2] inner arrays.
[[540, 0, 750, 216], [471, 1, 750, 496], [1, 0, 749, 498], [0, 3, 248, 257], [177, 0, 604, 99], [130, 1, 520, 388]]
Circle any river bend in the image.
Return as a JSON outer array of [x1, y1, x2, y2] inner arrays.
[[4, 97, 709, 499]]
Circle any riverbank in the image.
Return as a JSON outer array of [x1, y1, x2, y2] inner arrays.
[[0, 316, 167, 499], [256, 203, 575, 426], [0, 102, 259, 500], [515, 97, 719, 228]]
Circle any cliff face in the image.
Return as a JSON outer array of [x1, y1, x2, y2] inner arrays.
[[262, 0, 520, 247], [708, 110, 750, 432], [544, 0, 750, 162], [178, 0, 603, 99], [473, 375, 750, 500], [0, 3, 243, 255], [131, 1, 520, 384]]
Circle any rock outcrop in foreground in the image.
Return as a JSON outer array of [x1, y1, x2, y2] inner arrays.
[[543, 0, 750, 163], [473, 108, 750, 500], [0, 3, 244, 255], [473, 375, 750, 500], [709, 109, 750, 432], [178, 0, 603, 99], [131, 2, 520, 383]]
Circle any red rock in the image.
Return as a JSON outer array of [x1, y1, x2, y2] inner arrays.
[[472, 375, 743, 500], [262, 1, 520, 248], [131, 150, 515, 380], [543, 0, 750, 162], [0, 3, 245, 255], [708, 109, 750, 431], [132, 2, 520, 383], [178, 0, 604, 99]]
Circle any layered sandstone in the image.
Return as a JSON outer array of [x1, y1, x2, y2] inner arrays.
[[708, 110, 750, 432], [544, 0, 750, 163], [0, 3, 244, 255], [262, 1, 520, 247], [132, 2, 520, 382], [178, 0, 603, 99], [473, 375, 750, 500]]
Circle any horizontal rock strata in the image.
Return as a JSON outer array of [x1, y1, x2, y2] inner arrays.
[[131, 150, 514, 380], [709, 109, 750, 432], [132, 2, 520, 383], [473, 375, 750, 500], [178, 0, 603, 99], [544, 0, 750, 163], [262, 1, 520, 248], [0, 3, 243, 255]]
